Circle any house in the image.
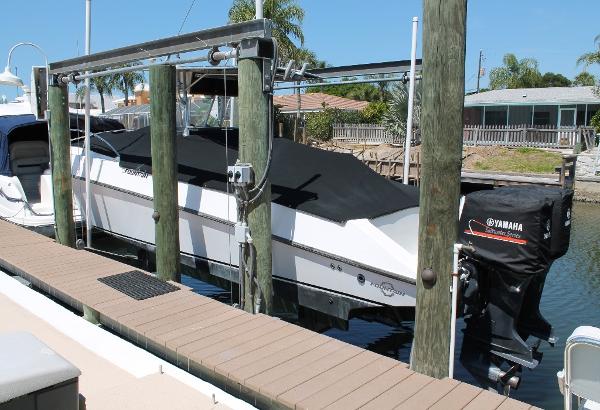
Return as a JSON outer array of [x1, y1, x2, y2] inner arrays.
[[464, 86, 600, 128], [273, 92, 368, 114]]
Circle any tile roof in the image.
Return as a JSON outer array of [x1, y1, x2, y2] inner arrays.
[[465, 86, 600, 106], [273, 92, 369, 112]]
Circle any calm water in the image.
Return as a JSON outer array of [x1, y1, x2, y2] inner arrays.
[[92, 201, 600, 409]]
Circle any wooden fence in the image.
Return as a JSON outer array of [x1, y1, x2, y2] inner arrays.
[[463, 125, 595, 149], [333, 123, 596, 149], [332, 124, 403, 145]]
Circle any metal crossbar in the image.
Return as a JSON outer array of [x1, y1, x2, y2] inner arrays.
[[49, 19, 271, 74]]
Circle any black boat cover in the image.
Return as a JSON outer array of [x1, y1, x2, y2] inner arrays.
[[89, 127, 419, 222]]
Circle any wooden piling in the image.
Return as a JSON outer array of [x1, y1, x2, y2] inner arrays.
[[149, 65, 180, 282], [410, 0, 467, 378], [48, 83, 75, 248], [238, 56, 273, 314]]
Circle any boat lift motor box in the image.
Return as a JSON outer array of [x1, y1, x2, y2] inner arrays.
[[458, 187, 555, 366]]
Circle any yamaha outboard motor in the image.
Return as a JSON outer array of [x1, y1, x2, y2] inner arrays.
[[457, 185, 573, 384]]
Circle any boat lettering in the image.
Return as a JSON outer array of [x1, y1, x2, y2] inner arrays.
[[371, 281, 405, 297], [486, 217, 523, 232], [122, 168, 149, 178]]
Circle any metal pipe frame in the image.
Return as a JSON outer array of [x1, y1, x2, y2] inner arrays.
[[308, 59, 422, 79], [49, 19, 271, 75], [70, 51, 237, 83], [272, 75, 421, 91]]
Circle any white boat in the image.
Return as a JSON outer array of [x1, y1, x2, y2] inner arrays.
[[70, 119, 421, 321]]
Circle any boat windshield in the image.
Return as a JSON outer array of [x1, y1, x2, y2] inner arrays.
[[187, 95, 233, 128]]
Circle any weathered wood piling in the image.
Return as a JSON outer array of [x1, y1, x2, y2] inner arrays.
[[238, 47, 273, 314], [48, 82, 75, 248], [411, 0, 468, 378], [149, 64, 181, 282]]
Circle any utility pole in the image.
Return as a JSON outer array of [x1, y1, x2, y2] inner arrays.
[[48, 82, 76, 248], [410, 0, 467, 379], [476, 49, 483, 93], [149, 65, 180, 282], [238, 39, 273, 314]]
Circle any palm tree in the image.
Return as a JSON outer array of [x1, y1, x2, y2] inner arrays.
[[74, 75, 116, 113], [577, 35, 600, 70], [114, 63, 145, 107], [489, 53, 542, 89], [382, 82, 422, 141], [229, 0, 305, 63]]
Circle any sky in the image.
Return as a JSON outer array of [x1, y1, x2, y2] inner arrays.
[[1, 0, 599, 100]]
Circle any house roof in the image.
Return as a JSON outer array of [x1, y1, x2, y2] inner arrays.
[[464, 86, 600, 107], [273, 92, 369, 113]]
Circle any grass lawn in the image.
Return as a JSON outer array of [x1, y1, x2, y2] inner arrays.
[[471, 147, 563, 174]]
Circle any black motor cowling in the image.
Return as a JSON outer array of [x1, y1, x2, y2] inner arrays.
[[458, 185, 573, 366]]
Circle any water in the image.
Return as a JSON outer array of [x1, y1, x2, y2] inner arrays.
[[91, 201, 600, 409]]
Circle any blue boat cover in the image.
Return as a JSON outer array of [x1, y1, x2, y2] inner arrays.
[[0, 114, 39, 176]]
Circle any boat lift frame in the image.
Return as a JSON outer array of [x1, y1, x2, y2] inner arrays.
[[46, 17, 424, 325]]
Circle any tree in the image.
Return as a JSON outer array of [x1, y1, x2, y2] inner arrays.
[[382, 82, 421, 139], [74, 75, 116, 113], [573, 72, 596, 86], [540, 72, 571, 87], [590, 110, 600, 133], [489, 53, 542, 89], [361, 101, 388, 124], [304, 105, 363, 141], [114, 64, 144, 107], [577, 35, 600, 71], [307, 79, 381, 102], [229, 0, 305, 63]]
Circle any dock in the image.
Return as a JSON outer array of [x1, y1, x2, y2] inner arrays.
[[0, 219, 539, 410]]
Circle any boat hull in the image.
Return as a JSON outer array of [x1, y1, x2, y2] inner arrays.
[[71, 147, 419, 319]]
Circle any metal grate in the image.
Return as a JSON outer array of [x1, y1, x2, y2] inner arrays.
[[98, 270, 180, 300]]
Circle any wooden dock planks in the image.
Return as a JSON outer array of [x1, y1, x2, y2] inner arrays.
[[0, 219, 542, 410]]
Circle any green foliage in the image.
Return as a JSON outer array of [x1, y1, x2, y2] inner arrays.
[[229, 0, 305, 63], [113, 63, 145, 107], [304, 106, 363, 141], [74, 74, 116, 113], [577, 34, 600, 70], [307, 79, 381, 102], [361, 101, 388, 124], [382, 82, 421, 138], [540, 72, 571, 87], [590, 110, 600, 133], [573, 72, 596, 86], [489, 54, 542, 89]]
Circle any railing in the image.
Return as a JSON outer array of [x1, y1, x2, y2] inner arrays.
[[332, 123, 402, 145], [463, 125, 595, 149]]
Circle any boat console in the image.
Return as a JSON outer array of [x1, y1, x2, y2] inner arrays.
[[457, 185, 573, 389]]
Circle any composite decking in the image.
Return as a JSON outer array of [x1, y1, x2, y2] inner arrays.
[[0, 219, 540, 410]]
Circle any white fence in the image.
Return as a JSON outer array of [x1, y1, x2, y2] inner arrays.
[[463, 125, 595, 149], [332, 124, 402, 145]]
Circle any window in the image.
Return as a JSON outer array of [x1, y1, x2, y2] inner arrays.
[[484, 106, 508, 126], [532, 105, 558, 126]]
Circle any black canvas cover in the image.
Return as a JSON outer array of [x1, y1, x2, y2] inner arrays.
[[89, 127, 419, 222], [69, 114, 124, 138], [459, 188, 553, 275], [494, 186, 573, 259]]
